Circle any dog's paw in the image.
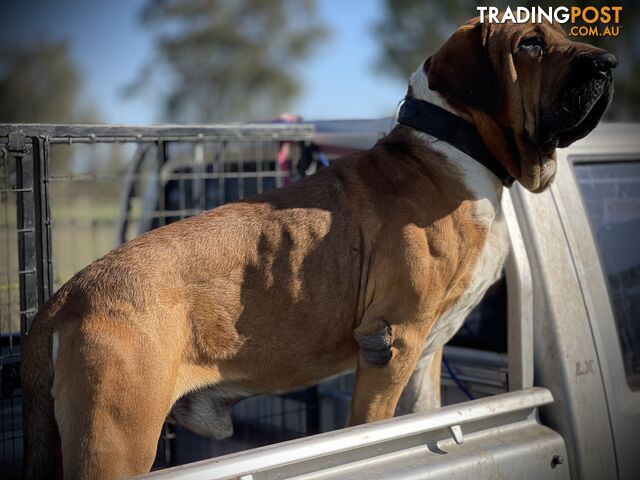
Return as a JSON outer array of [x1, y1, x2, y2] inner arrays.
[[354, 318, 393, 367]]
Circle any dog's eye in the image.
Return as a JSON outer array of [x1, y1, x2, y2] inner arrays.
[[520, 36, 545, 53]]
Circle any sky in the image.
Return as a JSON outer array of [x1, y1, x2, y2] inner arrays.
[[1, 0, 408, 124]]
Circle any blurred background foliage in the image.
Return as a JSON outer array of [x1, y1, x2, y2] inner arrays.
[[125, 0, 330, 122], [0, 42, 98, 124], [0, 41, 106, 176], [0, 0, 638, 125]]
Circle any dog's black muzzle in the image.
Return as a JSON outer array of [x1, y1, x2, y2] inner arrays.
[[536, 50, 617, 152]]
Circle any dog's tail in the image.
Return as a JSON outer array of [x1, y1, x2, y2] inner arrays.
[[21, 307, 58, 480]]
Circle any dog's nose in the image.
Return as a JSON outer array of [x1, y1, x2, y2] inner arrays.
[[593, 52, 618, 71]]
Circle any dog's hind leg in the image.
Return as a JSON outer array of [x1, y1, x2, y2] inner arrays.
[[52, 321, 179, 479]]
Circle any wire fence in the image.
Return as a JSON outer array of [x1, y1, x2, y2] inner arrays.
[[0, 140, 24, 480], [0, 123, 349, 476]]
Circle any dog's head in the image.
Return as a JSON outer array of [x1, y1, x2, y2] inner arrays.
[[419, 18, 616, 192]]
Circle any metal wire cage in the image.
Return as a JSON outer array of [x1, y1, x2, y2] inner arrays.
[[0, 134, 30, 480], [0, 123, 333, 476]]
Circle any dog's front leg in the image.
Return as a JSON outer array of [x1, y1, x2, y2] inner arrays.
[[348, 315, 428, 425], [395, 346, 443, 415]]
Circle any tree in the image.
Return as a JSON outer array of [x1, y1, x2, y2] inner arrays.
[[128, 0, 329, 123], [373, 0, 640, 120], [0, 41, 100, 181], [0, 41, 92, 123], [372, 0, 471, 83]]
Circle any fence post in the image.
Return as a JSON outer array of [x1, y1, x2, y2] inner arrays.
[[11, 133, 38, 345], [31, 137, 54, 307], [11, 133, 54, 475], [14, 135, 53, 340]]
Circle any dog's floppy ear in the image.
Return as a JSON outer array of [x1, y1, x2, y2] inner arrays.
[[427, 22, 500, 112]]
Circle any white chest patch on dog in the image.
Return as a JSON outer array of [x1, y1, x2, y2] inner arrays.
[[411, 129, 510, 356], [404, 70, 510, 357]]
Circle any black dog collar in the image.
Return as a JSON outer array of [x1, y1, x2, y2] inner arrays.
[[397, 97, 515, 187]]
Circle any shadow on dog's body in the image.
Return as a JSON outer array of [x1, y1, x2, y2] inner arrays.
[[22, 16, 616, 479]]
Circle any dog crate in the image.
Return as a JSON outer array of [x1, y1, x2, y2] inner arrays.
[[0, 123, 340, 477]]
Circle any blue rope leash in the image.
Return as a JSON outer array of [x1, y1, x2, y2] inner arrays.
[[443, 355, 475, 400], [316, 150, 330, 167]]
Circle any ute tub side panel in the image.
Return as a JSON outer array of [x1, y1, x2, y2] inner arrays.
[[294, 421, 568, 480], [138, 388, 568, 480], [510, 182, 617, 480]]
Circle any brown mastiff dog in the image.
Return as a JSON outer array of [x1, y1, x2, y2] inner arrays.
[[22, 17, 615, 479]]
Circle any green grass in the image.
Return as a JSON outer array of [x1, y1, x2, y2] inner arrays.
[[49, 191, 122, 287], [1, 190, 123, 333]]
